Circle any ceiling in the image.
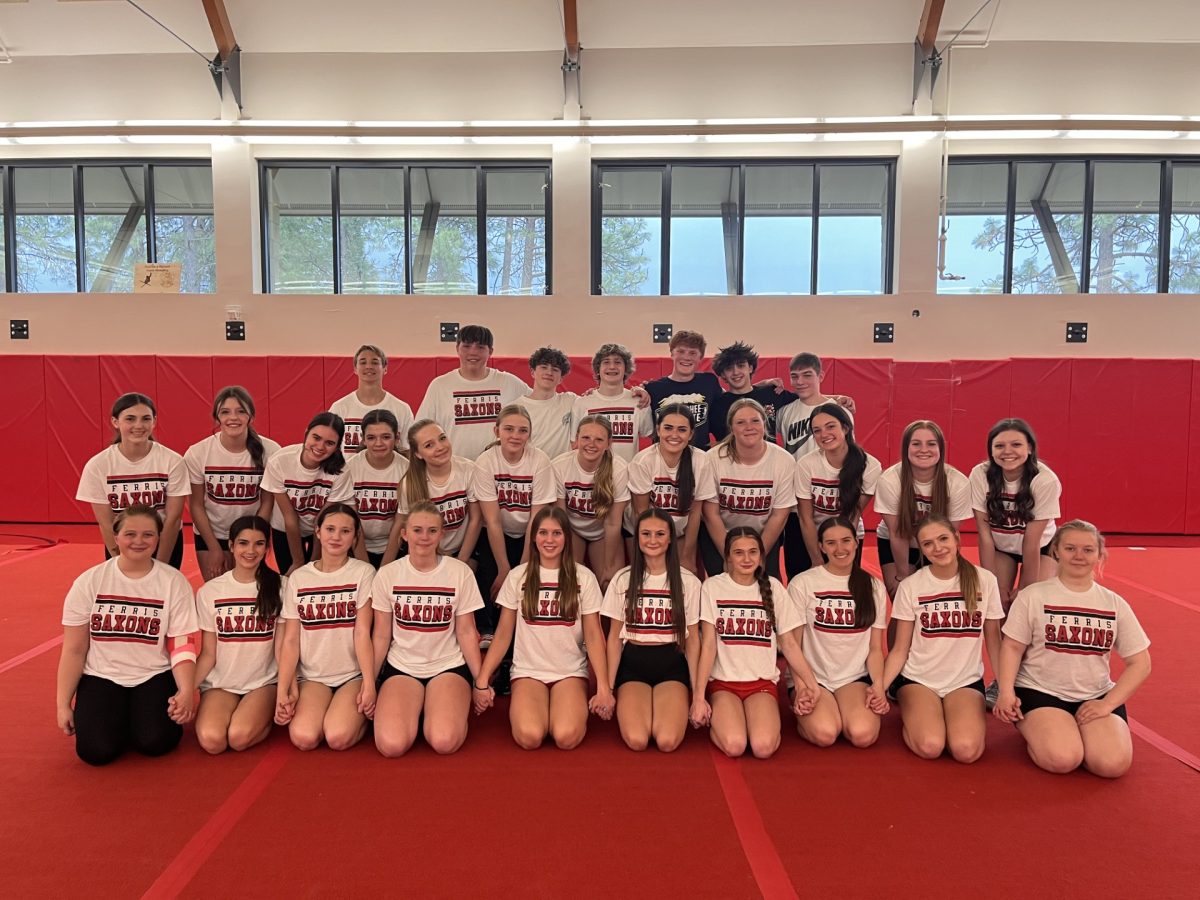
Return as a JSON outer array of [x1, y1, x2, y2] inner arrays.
[[0, 0, 1197, 57]]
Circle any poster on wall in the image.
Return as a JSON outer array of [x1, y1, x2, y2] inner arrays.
[[133, 263, 182, 293]]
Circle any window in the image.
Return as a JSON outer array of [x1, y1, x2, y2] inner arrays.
[[594, 159, 894, 295], [940, 157, 1198, 294], [1, 161, 214, 294], [261, 162, 551, 295]]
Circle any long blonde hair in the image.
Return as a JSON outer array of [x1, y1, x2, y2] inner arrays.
[[401, 419, 444, 511], [575, 414, 616, 520], [521, 507, 580, 621], [916, 515, 979, 615]]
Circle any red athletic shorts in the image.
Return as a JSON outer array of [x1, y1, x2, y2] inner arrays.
[[707, 679, 778, 701]]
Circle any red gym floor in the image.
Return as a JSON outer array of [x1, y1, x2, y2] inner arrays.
[[2, 527, 1199, 899]]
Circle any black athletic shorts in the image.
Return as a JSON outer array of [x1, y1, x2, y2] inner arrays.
[[193, 532, 230, 553], [1014, 686, 1127, 722], [888, 672, 985, 700], [1000, 544, 1051, 566], [377, 659, 472, 689], [614, 642, 690, 689], [876, 534, 923, 569]]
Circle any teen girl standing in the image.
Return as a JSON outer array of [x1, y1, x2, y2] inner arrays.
[[275, 503, 375, 751], [994, 520, 1151, 778], [787, 517, 890, 748], [691, 527, 819, 759], [701, 399, 795, 579], [553, 415, 630, 588], [185, 386, 281, 581], [77, 393, 190, 570], [57, 505, 198, 765], [970, 418, 1062, 606], [601, 508, 702, 752], [344, 409, 408, 567], [874, 420, 971, 597], [475, 507, 613, 749], [259, 412, 354, 575], [883, 516, 1004, 763], [370, 502, 485, 756], [794, 403, 882, 576], [194, 515, 283, 754]]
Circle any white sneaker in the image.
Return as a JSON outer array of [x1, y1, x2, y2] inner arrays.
[[984, 680, 1000, 711]]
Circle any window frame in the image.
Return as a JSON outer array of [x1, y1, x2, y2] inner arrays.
[[258, 159, 553, 296], [946, 154, 1199, 294], [590, 157, 897, 296], [0, 158, 212, 294]]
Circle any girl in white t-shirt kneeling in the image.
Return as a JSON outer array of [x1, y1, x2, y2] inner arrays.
[[787, 517, 890, 748], [194, 515, 284, 754], [275, 503, 376, 751], [475, 507, 614, 750], [370, 502, 485, 757], [883, 516, 1004, 764], [691, 527, 819, 760]]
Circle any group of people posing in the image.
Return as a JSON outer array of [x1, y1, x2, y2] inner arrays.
[[57, 326, 1152, 779]]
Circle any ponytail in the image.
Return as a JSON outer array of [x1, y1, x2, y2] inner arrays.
[[576, 415, 615, 519], [228, 516, 282, 622], [813, 403, 867, 520], [402, 419, 439, 510], [723, 526, 776, 630], [212, 386, 266, 468], [656, 404, 696, 510]]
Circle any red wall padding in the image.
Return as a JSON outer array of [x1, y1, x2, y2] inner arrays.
[[5, 355, 1199, 534]]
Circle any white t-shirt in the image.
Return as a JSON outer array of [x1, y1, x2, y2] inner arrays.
[[969, 462, 1061, 555], [892, 565, 1004, 696], [699, 573, 800, 684], [496, 562, 604, 683], [370, 555, 484, 678], [627, 445, 716, 538], [398, 458, 477, 555], [259, 444, 355, 535], [521, 392, 578, 460], [1004, 579, 1150, 702], [196, 570, 285, 693], [796, 451, 883, 535], [184, 434, 283, 541], [874, 464, 972, 543], [62, 558, 198, 688], [280, 558, 374, 687], [553, 452, 631, 542], [706, 442, 797, 530], [76, 443, 191, 516], [776, 398, 850, 459], [345, 452, 409, 554], [416, 368, 529, 461], [330, 391, 415, 454], [571, 390, 652, 463], [601, 567, 702, 644], [786, 566, 888, 690], [472, 445, 556, 538]]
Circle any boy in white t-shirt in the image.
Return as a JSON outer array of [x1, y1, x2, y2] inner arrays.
[[416, 325, 529, 461], [571, 343, 653, 463], [329, 344, 414, 454], [521, 347, 578, 459]]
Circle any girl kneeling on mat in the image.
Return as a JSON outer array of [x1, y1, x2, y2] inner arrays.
[[194, 515, 284, 754], [57, 504, 199, 766], [691, 527, 819, 759], [370, 502, 485, 757], [786, 517, 890, 748], [993, 520, 1151, 778], [602, 508, 702, 752], [474, 507, 614, 749], [275, 503, 375, 751], [882, 516, 1004, 763]]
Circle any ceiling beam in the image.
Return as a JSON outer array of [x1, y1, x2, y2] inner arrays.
[[562, 0, 580, 64], [917, 0, 946, 55], [201, 0, 237, 60]]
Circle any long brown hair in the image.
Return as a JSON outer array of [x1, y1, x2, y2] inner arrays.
[[211, 386, 267, 469], [984, 418, 1041, 527], [723, 526, 776, 629], [812, 404, 868, 521], [897, 420, 949, 540], [654, 403, 697, 510], [915, 515, 979, 616], [817, 516, 877, 630], [522, 507, 580, 622], [227, 515, 282, 621], [575, 414, 616, 520], [625, 507, 688, 648]]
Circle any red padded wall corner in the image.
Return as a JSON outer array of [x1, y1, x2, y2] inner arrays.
[[45, 356, 101, 523], [948, 360, 1012, 474], [1187, 361, 1200, 535], [0, 356, 49, 521], [1064, 359, 1131, 531], [267, 357, 326, 447], [387, 358, 439, 414], [1128, 359, 1193, 533], [154, 357, 214, 457], [98, 356, 158, 446], [829, 359, 893, 463], [211, 356, 272, 438], [819, 357, 839, 397], [322, 356, 358, 411], [890, 362, 954, 464]]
